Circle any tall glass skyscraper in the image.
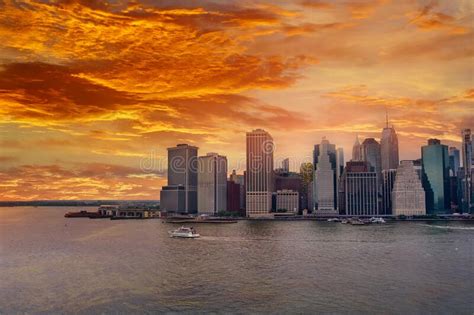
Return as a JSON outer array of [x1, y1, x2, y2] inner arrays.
[[198, 153, 227, 215], [461, 129, 472, 213], [421, 139, 450, 215]]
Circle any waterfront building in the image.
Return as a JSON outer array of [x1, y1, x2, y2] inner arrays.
[[461, 129, 472, 213], [198, 153, 227, 215], [352, 136, 362, 161], [276, 190, 299, 213], [380, 117, 399, 171], [381, 169, 397, 215], [299, 162, 313, 210], [246, 129, 274, 217], [160, 144, 198, 214], [421, 139, 450, 215], [227, 180, 241, 215], [274, 170, 304, 210], [339, 161, 379, 216], [314, 138, 337, 214], [392, 160, 426, 216], [229, 170, 245, 210]]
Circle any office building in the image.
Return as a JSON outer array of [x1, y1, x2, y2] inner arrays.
[[246, 129, 274, 217], [380, 118, 399, 171], [392, 160, 426, 216], [227, 180, 241, 214], [421, 139, 450, 214], [198, 153, 227, 215], [352, 136, 362, 161], [461, 129, 472, 213], [160, 144, 198, 213], [276, 190, 299, 213], [230, 170, 245, 210], [361, 138, 382, 176], [339, 161, 379, 216], [314, 138, 337, 214], [449, 147, 460, 176], [381, 169, 397, 215]]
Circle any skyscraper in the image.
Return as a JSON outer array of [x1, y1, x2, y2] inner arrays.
[[381, 119, 399, 171], [229, 170, 245, 211], [282, 158, 290, 173], [448, 147, 460, 176], [421, 139, 450, 215], [338, 161, 379, 216], [381, 169, 397, 215], [198, 153, 227, 215], [336, 147, 344, 181], [461, 129, 472, 213], [352, 136, 362, 161], [392, 160, 426, 216], [160, 144, 198, 214], [314, 138, 337, 214], [361, 138, 382, 175], [246, 129, 274, 217]]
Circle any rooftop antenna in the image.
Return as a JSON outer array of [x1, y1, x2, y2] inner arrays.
[[385, 106, 389, 128]]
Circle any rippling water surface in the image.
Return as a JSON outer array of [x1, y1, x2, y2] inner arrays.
[[1, 207, 473, 314]]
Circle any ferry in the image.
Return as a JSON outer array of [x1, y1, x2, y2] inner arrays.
[[168, 226, 200, 239]]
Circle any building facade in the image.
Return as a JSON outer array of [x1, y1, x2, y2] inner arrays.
[[381, 169, 397, 215], [227, 180, 241, 214], [197, 153, 227, 215], [392, 160, 426, 216], [276, 190, 299, 213], [246, 129, 274, 217], [229, 170, 245, 211], [339, 161, 379, 216], [160, 144, 198, 214], [352, 136, 362, 161], [361, 138, 382, 176], [421, 139, 450, 215], [381, 124, 399, 171], [314, 138, 337, 214], [461, 129, 472, 213]]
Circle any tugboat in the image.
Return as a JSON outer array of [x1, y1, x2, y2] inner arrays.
[[168, 226, 200, 239]]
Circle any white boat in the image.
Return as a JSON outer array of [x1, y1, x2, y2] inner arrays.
[[369, 217, 386, 224], [169, 226, 200, 238], [327, 218, 341, 222], [341, 219, 349, 224]]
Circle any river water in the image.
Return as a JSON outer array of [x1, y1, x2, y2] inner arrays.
[[0, 207, 473, 314]]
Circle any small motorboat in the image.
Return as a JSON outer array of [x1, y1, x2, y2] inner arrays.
[[370, 217, 386, 224], [327, 218, 341, 222], [341, 219, 349, 224], [168, 226, 200, 238]]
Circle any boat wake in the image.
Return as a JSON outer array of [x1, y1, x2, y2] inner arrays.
[[418, 224, 474, 231]]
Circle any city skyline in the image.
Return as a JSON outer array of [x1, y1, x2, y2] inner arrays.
[[0, 0, 473, 201]]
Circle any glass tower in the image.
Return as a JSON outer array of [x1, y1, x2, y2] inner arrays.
[[421, 139, 450, 215]]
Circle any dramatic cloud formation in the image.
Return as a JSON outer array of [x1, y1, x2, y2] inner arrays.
[[0, 0, 472, 200]]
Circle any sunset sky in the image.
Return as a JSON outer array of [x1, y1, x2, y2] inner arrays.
[[0, 0, 473, 200]]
